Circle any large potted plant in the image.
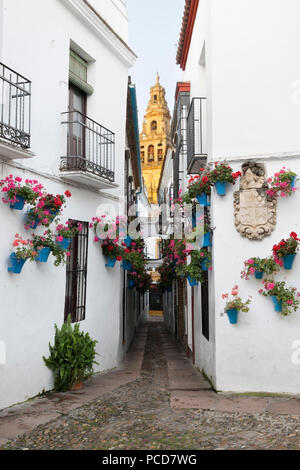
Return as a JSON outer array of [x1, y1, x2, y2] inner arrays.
[[56, 221, 83, 250], [176, 250, 205, 287], [183, 168, 212, 207], [273, 232, 300, 270], [26, 191, 71, 229], [267, 167, 297, 198], [222, 286, 252, 324], [259, 281, 300, 316], [8, 234, 37, 274], [43, 315, 98, 392], [0, 175, 44, 210], [209, 162, 241, 196]]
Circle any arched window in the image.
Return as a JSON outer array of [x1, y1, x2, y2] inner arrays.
[[158, 149, 163, 161], [141, 151, 145, 163], [151, 121, 157, 131], [154, 95, 157, 102], [148, 145, 154, 161]]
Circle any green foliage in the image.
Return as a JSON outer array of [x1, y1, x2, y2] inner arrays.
[[32, 230, 66, 266], [259, 281, 300, 316], [241, 256, 280, 279], [43, 316, 98, 391]]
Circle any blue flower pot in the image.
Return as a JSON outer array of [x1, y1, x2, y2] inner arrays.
[[57, 238, 71, 250], [201, 258, 209, 271], [124, 235, 132, 247], [129, 279, 135, 289], [105, 257, 117, 268], [203, 232, 212, 247], [291, 176, 297, 189], [122, 260, 132, 271], [283, 254, 296, 270], [226, 309, 239, 324], [196, 194, 210, 207], [188, 276, 198, 287], [27, 211, 39, 229], [215, 181, 227, 196], [10, 195, 25, 210], [254, 270, 264, 279], [8, 253, 27, 274], [271, 296, 282, 312], [35, 247, 51, 263]]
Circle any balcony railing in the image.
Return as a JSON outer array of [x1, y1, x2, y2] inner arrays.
[[187, 97, 207, 174], [0, 62, 31, 148], [60, 111, 115, 183]]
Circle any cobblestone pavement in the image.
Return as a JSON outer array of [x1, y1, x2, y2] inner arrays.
[[2, 321, 300, 450]]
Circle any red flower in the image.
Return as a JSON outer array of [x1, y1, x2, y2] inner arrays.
[[116, 256, 122, 261], [108, 245, 114, 251], [273, 245, 279, 252], [202, 176, 209, 183], [65, 190, 72, 198], [290, 232, 299, 240]]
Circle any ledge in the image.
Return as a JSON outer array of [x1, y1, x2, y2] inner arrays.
[[59, 170, 119, 190], [0, 140, 35, 160]]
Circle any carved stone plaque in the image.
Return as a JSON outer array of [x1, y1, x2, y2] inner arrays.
[[234, 162, 277, 240]]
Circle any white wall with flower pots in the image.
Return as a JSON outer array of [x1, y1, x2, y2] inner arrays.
[[178, 0, 300, 393], [0, 0, 143, 410]]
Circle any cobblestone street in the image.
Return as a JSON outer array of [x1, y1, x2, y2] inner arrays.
[[2, 320, 300, 450]]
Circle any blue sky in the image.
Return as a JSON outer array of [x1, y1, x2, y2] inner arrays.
[[127, 0, 184, 131]]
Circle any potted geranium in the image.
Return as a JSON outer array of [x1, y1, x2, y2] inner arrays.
[[183, 168, 212, 207], [241, 257, 279, 280], [158, 261, 175, 292], [8, 234, 37, 274], [273, 232, 300, 270], [56, 221, 83, 250], [176, 250, 205, 287], [26, 191, 71, 229], [209, 162, 241, 196], [199, 248, 212, 272], [222, 286, 252, 324], [32, 230, 66, 266], [259, 281, 300, 316], [100, 238, 122, 267], [0, 175, 44, 210], [43, 315, 98, 392], [267, 167, 297, 198]]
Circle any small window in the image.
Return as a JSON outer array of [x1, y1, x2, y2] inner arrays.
[[154, 95, 157, 102], [158, 149, 163, 161], [148, 145, 154, 161], [151, 121, 157, 131], [64, 220, 89, 323], [141, 151, 145, 163]]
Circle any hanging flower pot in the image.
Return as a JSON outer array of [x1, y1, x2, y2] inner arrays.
[[196, 194, 210, 207], [10, 195, 25, 211], [271, 296, 282, 312], [226, 308, 239, 324], [215, 181, 227, 196], [188, 276, 198, 287], [105, 257, 117, 268], [254, 270, 264, 280], [122, 260, 133, 271], [124, 235, 132, 247], [26, 210, 39, 229], [7, 253, 27, 274], [35, 247, 51, 263], [203, 232, 212, 247], [283, 254, 296, 270], [57, 238, 71, 250], [201, 258, 209, 271], [129, 279, 135, 289], [291, 176, 297, 189]]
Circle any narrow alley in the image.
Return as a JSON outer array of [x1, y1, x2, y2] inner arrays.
[[1, 320, 300, 450]]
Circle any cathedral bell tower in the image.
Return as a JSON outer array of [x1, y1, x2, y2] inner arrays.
[[140, 74, 171, 204]]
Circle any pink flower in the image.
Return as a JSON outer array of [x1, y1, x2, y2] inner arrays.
[[56, 236, 63, 242]]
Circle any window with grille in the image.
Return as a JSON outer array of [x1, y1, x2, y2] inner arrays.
[[64, 220, 89, 323]]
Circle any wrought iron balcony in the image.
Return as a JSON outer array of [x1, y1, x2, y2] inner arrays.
[[187, 97, 207, 174], [0, 62, 31, 149], [60, 111, 115, 186]]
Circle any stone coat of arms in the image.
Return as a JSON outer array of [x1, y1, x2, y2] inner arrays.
[[234, 163, 277, 240]]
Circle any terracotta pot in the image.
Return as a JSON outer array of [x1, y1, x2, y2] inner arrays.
[[69, 381, 83, 391]]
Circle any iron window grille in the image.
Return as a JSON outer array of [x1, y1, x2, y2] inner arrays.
[[0, 62, 31, 148], [60, 110, 115, 182], [64, 220, 89, 323], [187, 97, 207, 174]]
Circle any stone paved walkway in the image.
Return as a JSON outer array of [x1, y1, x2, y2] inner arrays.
[[1, 321, 300, 450]]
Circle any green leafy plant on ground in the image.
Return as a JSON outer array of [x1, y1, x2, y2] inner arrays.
[[43, 316, 98, 392]]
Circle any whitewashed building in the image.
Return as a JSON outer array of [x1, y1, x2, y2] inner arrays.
[[0, 0, 148, 410], [161, 0, 300, 394]]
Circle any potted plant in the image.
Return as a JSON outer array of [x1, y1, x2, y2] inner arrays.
[[56, 221, 83, 250], [259, 281, 300, 316], [273, 232, 300, 270], [100, 238, 122, 267], [222, 286, 252, 324], [241, 257, 279, 280], [32, 230, 66, 266], [26, 190, 71, 229], [157, 261, 175, 292], [43, 315, 98, 392], [183, 168, 212, 207], [8, 234, 37, 274], [209, 162, 241, 196], [0, 175, 44, 210], [199, 248, 212, 271], [267, 167, 297, 198]]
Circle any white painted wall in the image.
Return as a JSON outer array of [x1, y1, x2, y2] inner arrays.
[[0, 0, 137, 409]]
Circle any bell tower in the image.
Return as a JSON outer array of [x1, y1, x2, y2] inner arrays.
[[140, 74, 171, 204]]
